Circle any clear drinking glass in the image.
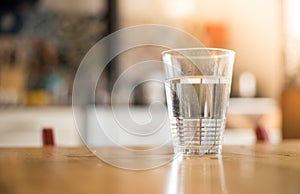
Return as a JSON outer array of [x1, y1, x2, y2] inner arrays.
[[162, 48, 235, 155]]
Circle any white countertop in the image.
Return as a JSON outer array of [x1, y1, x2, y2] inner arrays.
[[0, 98, 280, 147]]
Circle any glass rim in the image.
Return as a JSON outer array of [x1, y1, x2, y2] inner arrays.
[[161, 47, 235, 59]]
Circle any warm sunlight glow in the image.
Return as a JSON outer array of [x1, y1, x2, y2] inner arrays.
[[165, 0, 196, 18], [286, 0, 300, 38]]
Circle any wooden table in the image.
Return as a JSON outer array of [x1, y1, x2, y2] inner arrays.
[[1, 141, 300, 194]]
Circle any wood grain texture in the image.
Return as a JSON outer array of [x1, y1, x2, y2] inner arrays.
[[0, 141, 300, 194]]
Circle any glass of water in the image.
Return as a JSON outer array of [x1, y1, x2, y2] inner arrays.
[[162, 48, 235, 155]]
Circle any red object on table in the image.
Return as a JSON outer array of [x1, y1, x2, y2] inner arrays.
[[255, 125, 270, 142], [42, 128, 55, 146]]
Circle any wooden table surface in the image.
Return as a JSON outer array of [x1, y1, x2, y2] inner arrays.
[[1, 140, 300, 194]]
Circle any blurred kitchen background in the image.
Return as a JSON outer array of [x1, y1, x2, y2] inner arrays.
[[0, 0, 300, 146]]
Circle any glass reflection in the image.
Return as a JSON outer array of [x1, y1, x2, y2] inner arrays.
[[165, 155, 227, 194]]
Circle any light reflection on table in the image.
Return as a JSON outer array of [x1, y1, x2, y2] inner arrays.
[[0, 140, 300, 194]]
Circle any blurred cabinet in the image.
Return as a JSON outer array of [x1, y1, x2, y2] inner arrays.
[[282, 88, 300, 139]]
